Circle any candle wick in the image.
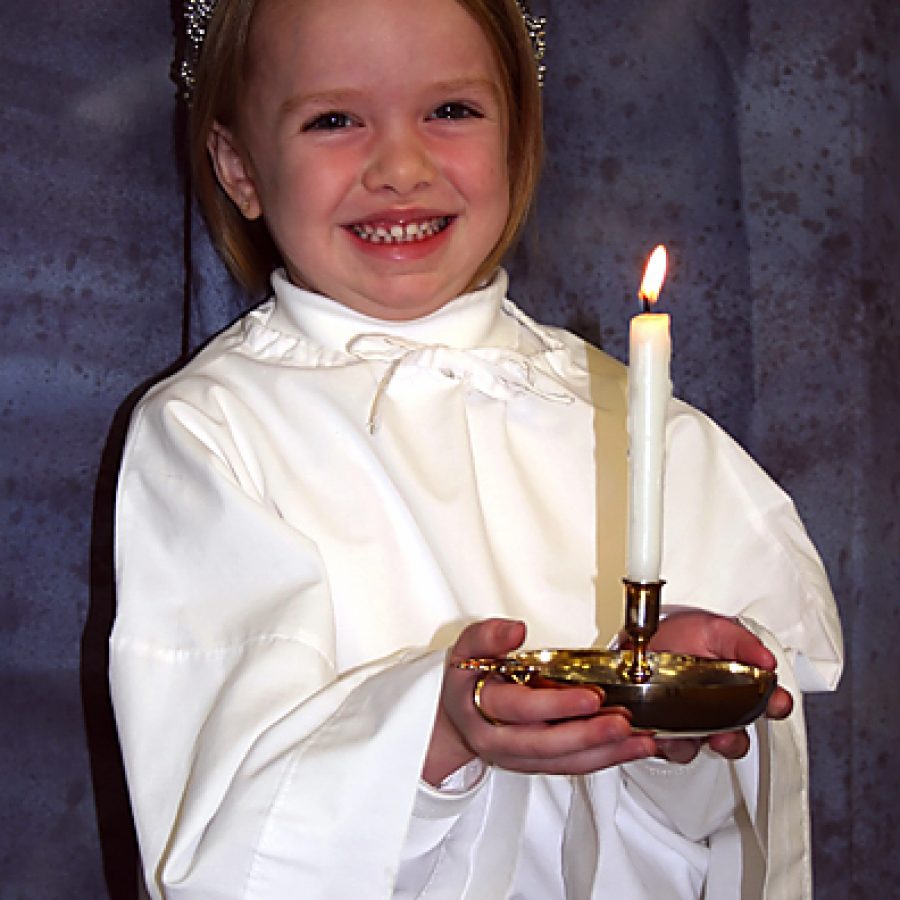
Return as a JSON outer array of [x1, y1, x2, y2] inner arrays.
[[640, 295, 653, 314]]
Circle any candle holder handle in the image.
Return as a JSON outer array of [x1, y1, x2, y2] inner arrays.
[[619, 580, 663, 683]]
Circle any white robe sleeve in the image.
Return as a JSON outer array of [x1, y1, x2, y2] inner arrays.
[[394, 762, 489, 894], [660, 399, 843, 690], [110, 391, 445, 899]]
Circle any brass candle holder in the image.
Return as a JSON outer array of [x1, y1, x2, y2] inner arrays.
[[458, 580, 776, 735], [619, 579, 662, 683]]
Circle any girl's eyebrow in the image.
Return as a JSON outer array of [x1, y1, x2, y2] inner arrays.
[[278, 78, 501, 120], [429, 78, 502, 98]]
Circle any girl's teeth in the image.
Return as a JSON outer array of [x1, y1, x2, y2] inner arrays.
[[352, 217, 450, 244]]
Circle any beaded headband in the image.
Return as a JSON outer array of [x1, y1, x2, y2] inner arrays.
[[173, 0, 547, 101]]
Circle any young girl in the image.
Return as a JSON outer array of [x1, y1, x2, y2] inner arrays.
[[111, 0, 842, 896]]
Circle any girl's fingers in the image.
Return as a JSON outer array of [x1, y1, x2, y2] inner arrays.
[[445, 666, 657, 773], [448, 618, 527, 665], [499, 736, 658, 775], [766, 685, 793, 720], [471, 680, 605, 726], [706, 730, 751, 758], [711, 621, 776, 671], [655, 737, 704, 764], [465, 700, 653, 767], [657, 729, 752, 762], [651, 612, 778, 672]]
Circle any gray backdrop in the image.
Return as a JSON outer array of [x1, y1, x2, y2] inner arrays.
[[2, 1, 898, 897]]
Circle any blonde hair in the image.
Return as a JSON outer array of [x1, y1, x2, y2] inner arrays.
[[189, 0, 544, 297]]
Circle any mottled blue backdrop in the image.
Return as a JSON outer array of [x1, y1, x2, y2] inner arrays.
[[2, 1, 897, 897]]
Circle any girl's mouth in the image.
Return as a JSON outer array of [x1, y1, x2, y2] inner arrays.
[[347, 216, 453, 245]]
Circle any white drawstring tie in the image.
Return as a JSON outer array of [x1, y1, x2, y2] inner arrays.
[[345, 334, 573, 433]]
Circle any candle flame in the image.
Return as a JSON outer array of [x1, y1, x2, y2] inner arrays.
[[638, 245, 668, 307]]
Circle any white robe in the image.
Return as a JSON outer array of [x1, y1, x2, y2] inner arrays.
[[110, 269, 842, 899]]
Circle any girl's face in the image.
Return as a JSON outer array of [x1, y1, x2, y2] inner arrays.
[[211, 0, 511, 320]]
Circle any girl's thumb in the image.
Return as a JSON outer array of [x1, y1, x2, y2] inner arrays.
[[451, 618, 526, 661]]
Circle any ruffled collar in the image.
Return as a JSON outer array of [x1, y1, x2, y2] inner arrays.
[[254, 268, 574, 432]]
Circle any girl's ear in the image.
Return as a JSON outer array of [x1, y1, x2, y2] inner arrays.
[[207, 123, 263, 220]]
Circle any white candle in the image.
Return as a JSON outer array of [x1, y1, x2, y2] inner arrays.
[[627, 246, 671, 583]]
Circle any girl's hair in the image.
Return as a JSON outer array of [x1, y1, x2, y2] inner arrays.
[[189, 0, 544, 297]]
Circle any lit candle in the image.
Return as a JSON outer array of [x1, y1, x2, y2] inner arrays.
[[627, 245, 671, 583]]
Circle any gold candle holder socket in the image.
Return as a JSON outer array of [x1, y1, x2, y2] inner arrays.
[[620, 579, 663, 683]]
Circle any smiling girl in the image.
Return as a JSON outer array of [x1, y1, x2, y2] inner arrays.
[[110, 1, 842, 897]]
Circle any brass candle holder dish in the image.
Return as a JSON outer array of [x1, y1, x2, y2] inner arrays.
[[458, 581, 776, 735]]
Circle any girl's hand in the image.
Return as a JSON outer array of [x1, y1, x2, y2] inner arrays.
[[647, 611, 793, 764], [422, 618, 657, 786]]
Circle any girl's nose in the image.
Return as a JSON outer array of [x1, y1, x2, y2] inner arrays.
[[362, 128, 436, 196]]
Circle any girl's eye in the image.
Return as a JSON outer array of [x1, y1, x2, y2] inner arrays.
[[302, 111, 355, 132], [429, 102, 482, 121]]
